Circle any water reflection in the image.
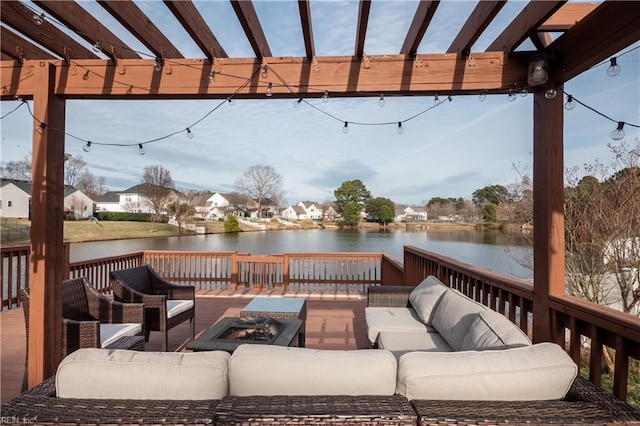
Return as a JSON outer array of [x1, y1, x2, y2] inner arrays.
[[70, 228, 533, 279]]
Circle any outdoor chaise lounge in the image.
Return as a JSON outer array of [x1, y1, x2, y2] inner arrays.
[[110, 265, 195, 351]]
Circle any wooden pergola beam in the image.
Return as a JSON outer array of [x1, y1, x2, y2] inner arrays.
[[548, 2, 640, 83], [487, 0, 566, 54], [230, 0, 272, 59], [0, 0, 98, 60], [539, 2, 598, 32], [1, 26, 55, 61], [32, 0, 139, 61], [163, 0, 227, 60], [400, 0, 440, 56], [298, 0, 315, 59], [447, 1, 505, 55], [97, 0, 183, 59], [0, 53, 528, 100], [355, 0, 371, 58]]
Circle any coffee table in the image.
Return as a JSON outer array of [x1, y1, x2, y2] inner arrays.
[[240, 297, 307, 347], [186, 317, 302, 353]]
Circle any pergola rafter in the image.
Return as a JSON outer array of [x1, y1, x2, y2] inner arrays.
[[0, 0, 639, 392]]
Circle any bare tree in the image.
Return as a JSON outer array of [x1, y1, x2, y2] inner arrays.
[[0, 155, 32, 180], [75, 170, 106, 200], [166, 201, 196, 233], [64, 154, 88, 186], [140, 165, 175, 224], [234, 165, 283, 219]]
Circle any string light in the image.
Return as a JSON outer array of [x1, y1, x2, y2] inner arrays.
[[564, 95, 576, 110], [153, 57, 163, 72], [35, 122, 46, 134], [92, 39, 102, 53], [138, 144, 145, 155], [32, 13, 44, 25], [322, 90, 329, 103], [261, 65, 269, 78], [209, 72, 215, 83], [607, 57, 621, 77], [479, 91, 487, 102], [265, 82, 273, 97], [293, 98, 302, 108], [433, 95, 439, 106], [447, 96, 453, 102], [342, 121, 349, 134], [545, 87, 557, 99], [611, 122, 625, 140], [227, 97, 235, 106], [82, 141, 92, 152], [186, 128, 194, 139], [519, 89, 528, 98], [378, 94, 385, 107], [397, 122, 404, 134], [507, 90, 516, 102]]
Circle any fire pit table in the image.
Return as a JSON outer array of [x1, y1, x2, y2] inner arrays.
[[186, 317, 302, 353], [240, 297, 307, 347]]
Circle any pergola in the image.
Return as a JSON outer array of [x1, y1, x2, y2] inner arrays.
[[1, 0, 639, 387]]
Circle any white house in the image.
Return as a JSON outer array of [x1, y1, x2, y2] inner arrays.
[[400, 206, 428, 222], [96, 184, 180, 213], [281, 201, 323, 220], [1, 178, 94, 219]]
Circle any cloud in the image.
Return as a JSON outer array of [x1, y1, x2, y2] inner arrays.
[[305, 160, 379, 190]]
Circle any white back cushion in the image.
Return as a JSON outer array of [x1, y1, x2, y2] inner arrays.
[[408, 276, 449, 325], [461, 309, 531, 351], [56, 348, 230, 400], [166, 300, 194, 318], [431, 289, 487, 350], [100, 323, 142, 348], [396, 343, 577, 401], [229, 344, 397, 396]]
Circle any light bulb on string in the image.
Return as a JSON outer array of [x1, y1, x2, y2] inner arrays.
[[479, 91, 487, 102], [378, 94, 385, 107], [611, 122, 625, 141], [82, 141, 92, 153], [261, 65, 269, 79], [545, 87, 557, 99], [186, 128, 194, 139], [92, 39, 102, 53], [607, 57, 621, 77], [138, 144, 146, 155], [33, 13, 44, 25], [447, 96, 453, 102], [293, 98, 302, 108], [153, 57, 163, 72], [397, 122, 404, 134], [35, 123, 46, 134], [433, 95, 439, 106], [507, 90, 516, 102], [265, 83, 273, 97], [519, 89, 528, 97], [209, 72, 215, 83], [322, 90, 329, 103], [227, 97, 235, 106], [342, 122, 349, 134], [564, 95, 576, 110]]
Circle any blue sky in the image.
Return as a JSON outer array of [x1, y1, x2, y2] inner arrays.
[[1, 1, 639, 205]]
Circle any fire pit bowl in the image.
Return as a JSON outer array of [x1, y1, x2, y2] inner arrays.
[[218, 317, 283, 343]]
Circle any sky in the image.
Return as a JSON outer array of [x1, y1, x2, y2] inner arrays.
[[1, 0, 639, 206]]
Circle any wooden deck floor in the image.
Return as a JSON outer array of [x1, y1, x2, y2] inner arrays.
[[1, 291, 368, 404]]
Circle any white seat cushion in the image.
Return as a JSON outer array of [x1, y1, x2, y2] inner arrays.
[[365, 307, 435, 344], [166, 300, 194, 319], [229, 344, 397, 396], [100, 323, 142, 348], [56, 348, 230, 400], [378, 331, 453, 359], [408, 276, 449, 324], [396, 343, 578, 401], [461, 309, 531, 351], [431, 289, 487, 350]]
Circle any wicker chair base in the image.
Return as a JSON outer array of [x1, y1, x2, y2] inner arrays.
[[215, 395, 417, 425]]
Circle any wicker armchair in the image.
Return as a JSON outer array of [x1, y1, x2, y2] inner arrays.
[[20, 278, 145, 389], [110, 265, 195, 351]]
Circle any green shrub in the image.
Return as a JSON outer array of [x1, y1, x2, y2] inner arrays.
[[95, 212, 154, 222], [224, 215, 240, 232]]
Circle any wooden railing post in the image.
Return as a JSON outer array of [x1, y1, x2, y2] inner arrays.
[[231, 253, 238, 292]]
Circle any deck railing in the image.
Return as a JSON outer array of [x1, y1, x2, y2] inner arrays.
[[1, 245, 30, 310], [403, 245, 640, 402]]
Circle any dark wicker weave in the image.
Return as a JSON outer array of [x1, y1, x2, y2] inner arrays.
[[110, 265, 196, 351], [20, 278, 145, 381], [413, 376, 640, 425], [367, 285, 413, 308], [215, 395, 417, 425]]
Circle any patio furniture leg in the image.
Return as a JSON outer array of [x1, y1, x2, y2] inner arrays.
[[163, 330, 168, 352], [191, 318, 195, 341]]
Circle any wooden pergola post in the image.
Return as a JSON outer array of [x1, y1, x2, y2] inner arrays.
[[532, 87, 566, 343], [28, 61, 65, 386]]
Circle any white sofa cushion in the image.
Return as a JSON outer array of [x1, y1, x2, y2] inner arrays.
[[431, 289, 487, 350], [378, 330, 453, 359], [461, 309, 531, 351], [365, 307, 435, 345], [167, 300, 194, 318], [229, 344, 397, 396], [56, 348, 230, 400], [396, 342, 577, 401], [408, 276, 449, 324], [99, 323, 142, 348]]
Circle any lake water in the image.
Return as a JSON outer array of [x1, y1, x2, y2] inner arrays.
[[70, 228, 534, 280]]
